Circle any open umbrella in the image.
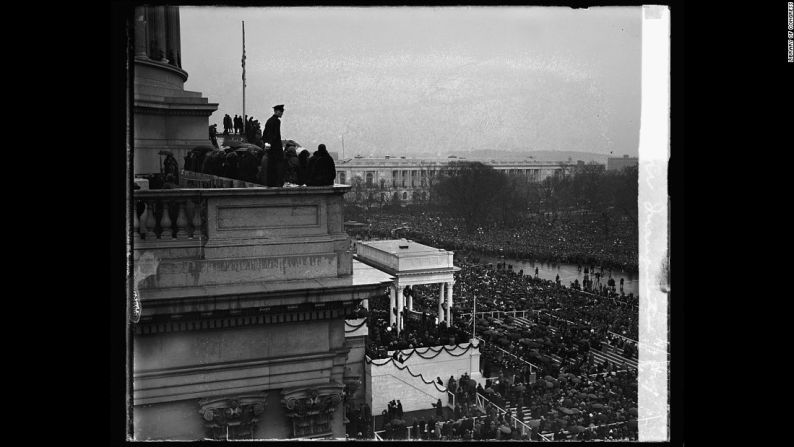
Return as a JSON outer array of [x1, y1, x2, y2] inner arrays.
[[527, 419, 541, 429], [558, 407, 574, 415], [562, 398, 574, 408], [191, 145, 216, 154], [628, 408, 638, 417], [282, 139, 302, 149], [590, 403, 605, 409], [498, 338, 511, 347], [544, 375, 554, 381], [234, 143, 261, 152], [545, 381, 554, 389], [499, 426, 512, 434], [514, 384, 526, 392], [225, 139, 244, 148], [485, 387, 495, 394]]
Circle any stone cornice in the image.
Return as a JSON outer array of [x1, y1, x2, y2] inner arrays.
[[135, 56, 189, 82], [134, 300, 362, 335], [353, 254, 460, 277], [135, 348, 351, 379], [133, 185, 352, 199], [136, 275, 387, 313], [133, 103, 218, 116]]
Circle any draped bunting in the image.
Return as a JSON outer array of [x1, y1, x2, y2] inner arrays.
[[388, 342, 479, 362], [366, 355, 449, 393], [344, 318, 368, 332]]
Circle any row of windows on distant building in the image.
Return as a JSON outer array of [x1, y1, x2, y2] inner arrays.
[[336, 168, 559, 187]]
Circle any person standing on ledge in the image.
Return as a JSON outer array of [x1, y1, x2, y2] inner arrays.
[[263, 104, 285, 186], [306, 144, 336, 186], [208, 124, 219, 149]]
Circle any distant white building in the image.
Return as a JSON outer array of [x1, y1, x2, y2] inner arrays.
[[336, 156, 581, 206]]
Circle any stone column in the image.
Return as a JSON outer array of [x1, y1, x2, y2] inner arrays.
[[438, 282, 445, 324], [446, 281, 454, 324], [146, 7, 157, 59], [396, 284, 404, 334], [389, 286, 396, 327], [407, 287, 413, 311], [165, 6, 181, 68], [134, 7, 148, 58], [153, 6, 168, 62]]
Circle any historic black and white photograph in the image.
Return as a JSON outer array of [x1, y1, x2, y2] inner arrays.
[[127, 4, 670, 441]]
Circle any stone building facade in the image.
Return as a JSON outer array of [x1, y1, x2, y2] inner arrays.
[[131, 185, 393, 440], [336, 157, 574, 206]]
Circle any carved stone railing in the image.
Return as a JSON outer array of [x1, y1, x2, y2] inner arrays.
[[133, 189, 207, 244], [132, 185, 354, 291]]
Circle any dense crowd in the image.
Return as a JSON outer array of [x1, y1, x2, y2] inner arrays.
[[355, 254, 639, 441], [349, 210, 638, 272], [378, 373, 530, 441], [364, 296, 470, 359], [345, 402, 373, 439], [444, 258, 638, 340]]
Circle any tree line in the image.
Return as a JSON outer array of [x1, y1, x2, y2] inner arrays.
[[431, 161, 638, 229]]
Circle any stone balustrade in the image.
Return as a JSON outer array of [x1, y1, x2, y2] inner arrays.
[[134, 190, 204, 243], [132, 184, 354, 293]]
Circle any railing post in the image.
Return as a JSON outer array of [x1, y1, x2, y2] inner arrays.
[[160, 200, 173, 238], [145, 200, 157, 239], [138, 202, 148, 239], [191, 198, 202, 239], [133, 204, 141, 241], [175, 200, 188, 238]]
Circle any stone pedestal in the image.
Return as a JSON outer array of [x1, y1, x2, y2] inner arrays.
[[134, 58, 218, 175]]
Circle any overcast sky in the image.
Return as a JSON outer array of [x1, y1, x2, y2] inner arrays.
[[180, 6, 641, 157]]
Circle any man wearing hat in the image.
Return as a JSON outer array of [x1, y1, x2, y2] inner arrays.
[[263, 104, 285, 186]]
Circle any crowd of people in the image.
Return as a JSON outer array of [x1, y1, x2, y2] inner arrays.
[[364, 296, 470, 359], [355, 254, 639, 441], [345, 402, 373, 439], [221, 113, 250, 136], [349, 210, 638, 273], [376, 370, 637, 441], [185, 105, 337, 188]]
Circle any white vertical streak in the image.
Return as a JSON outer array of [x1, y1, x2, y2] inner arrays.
[[638, 4, 670, 442]]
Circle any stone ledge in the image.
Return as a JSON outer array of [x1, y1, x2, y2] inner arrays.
[[135, 56, 189, 82]]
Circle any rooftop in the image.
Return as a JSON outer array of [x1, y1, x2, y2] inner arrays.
[[359, 239, 444, 256]]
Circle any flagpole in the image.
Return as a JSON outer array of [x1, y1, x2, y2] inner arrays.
[[242, 20, 246, 137], [472, 293, 476, 340]]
